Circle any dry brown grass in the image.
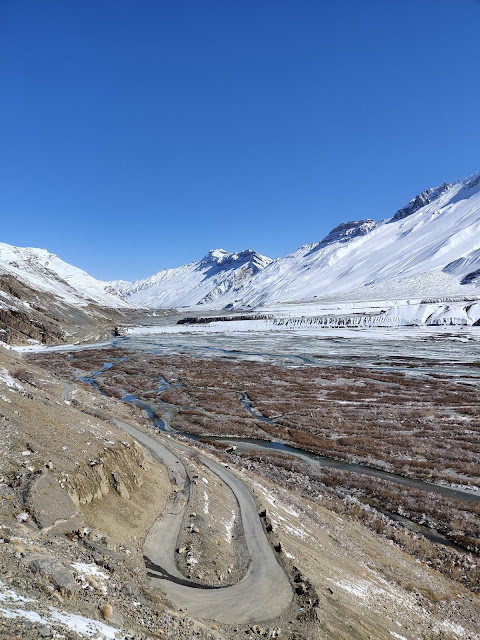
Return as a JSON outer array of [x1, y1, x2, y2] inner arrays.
[[28, 350, 480, 488], [27, 348, 480, 575]]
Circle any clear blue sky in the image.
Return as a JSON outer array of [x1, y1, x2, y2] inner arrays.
[[1, 0, 479, 281]]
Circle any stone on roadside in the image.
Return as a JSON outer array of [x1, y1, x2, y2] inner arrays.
[[27, 553, 78, 597]]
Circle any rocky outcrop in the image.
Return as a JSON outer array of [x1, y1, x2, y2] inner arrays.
[[67, 442, 146, 507], [27, 554, 78, 598], [316, 219, 377, 247], [23, 470, 85, 533], [461, 269, 480, 285], [0, 307, 64, 345], [391, 182, 451, 221]]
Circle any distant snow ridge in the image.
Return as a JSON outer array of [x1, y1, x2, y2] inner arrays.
[[112, 249, 272, 309], [3, 169, 480, 318], [223, 170, 480, 308], [0, 243, 128, 308]]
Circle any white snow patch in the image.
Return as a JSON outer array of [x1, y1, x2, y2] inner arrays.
[[0, 368, 23, 390], [0, 582, 34, 603], [0, 581, 120, 638], [16, 512, 29, 522], [223, 511, 236, 542], [72, 563, 109, 594], [48, 609, 120, 638], [203, 490, 209, 514], [72, 562, 109, 581], [0, 606, 43, 622], [283, 522, 309, 541], [253, 483, 276, 507], [334, 579, 375, 600], [281, 504, 300, 517], [434, 620, 469, 639]]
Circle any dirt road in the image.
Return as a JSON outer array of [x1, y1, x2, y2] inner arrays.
[[113, 419, 293, 624]]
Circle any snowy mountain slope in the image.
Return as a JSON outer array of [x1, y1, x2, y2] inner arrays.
[[0, 243, 129, 308], [224, 171, 480, 308], [3, 169, 479, 324], [443, 248, 480, 285], [112, 249, 272, 308]]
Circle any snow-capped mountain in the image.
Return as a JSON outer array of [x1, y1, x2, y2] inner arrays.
[[0, 243, 128, 308], [111, 249, 272, 308], [3, 169, 480, 324], [224, 170, 480, 308]]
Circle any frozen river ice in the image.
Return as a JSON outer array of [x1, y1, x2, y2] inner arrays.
[[108, 325, 480, 380]]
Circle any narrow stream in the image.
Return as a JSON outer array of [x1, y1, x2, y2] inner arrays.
[[78, 360, 479, 504], [77, 361, 117, 393], [121, 394, 167, 431], [216, 392, 480, 504], [75, 355, 479, 554], [76, 357, 172, 431]]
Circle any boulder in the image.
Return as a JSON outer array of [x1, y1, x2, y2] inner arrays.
[[27, 553, 77, 597], [23, 470, 85, 533]]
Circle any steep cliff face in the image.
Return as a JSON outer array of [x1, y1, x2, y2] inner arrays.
[[0, 275, 64, 344], [0, 273, 131, 345]]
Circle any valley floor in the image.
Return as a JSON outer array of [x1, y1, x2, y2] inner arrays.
[[0, 324, 474, 639]]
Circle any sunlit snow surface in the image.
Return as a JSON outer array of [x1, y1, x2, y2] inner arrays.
[[2, 171, 480, 314], [111, 171, 480, 326], [219, 171, 480, 308], [0, 243, 128, 308], [111, 248, 272, 308]]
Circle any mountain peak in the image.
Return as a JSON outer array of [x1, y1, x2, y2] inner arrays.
[[112, 247, 272, 308], [200, 249, 229, 264], [200, 248, 271, 269]]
